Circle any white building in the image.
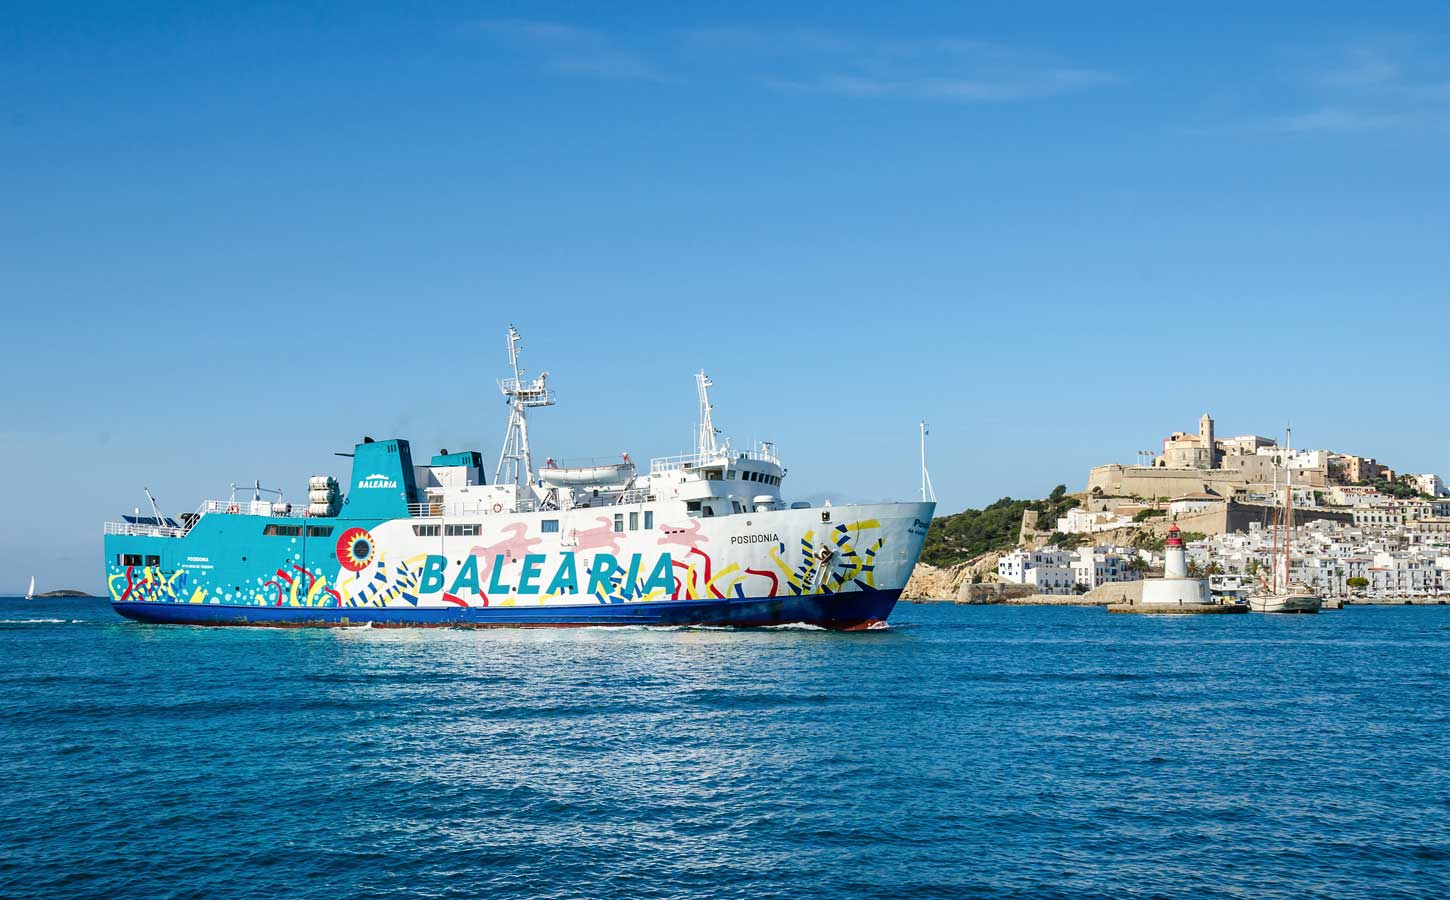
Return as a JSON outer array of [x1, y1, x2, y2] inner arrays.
[[1412, 473, 1448, 498], [1055, 507, 1132, 535], [997, 549, 1077, 594], [1071, 546, 1144, 590]]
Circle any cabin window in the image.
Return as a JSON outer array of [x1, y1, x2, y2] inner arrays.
[[702, 506, 715, 518], [445, 524, 481, 537], [263, 525, 302, 536], [412, 524, 440, 537], [145, 555, 161, 566], [629, 512, 639, 530], [121, 553, 143, 567], [541, 519, 559, 533], [686, 501, 702, 513], [644, 511, 654, 529], [613, 514, 624, 533], [727, 471, 736, 479], [821, 511, 832, 523], [732, 501, 744, 514], [307, 526, 334, 537]]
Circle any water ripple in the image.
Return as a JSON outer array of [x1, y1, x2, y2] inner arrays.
[[0, 598, 1446, 900]]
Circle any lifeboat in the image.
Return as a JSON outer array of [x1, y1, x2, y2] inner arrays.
[[540, 454, 636, 487]]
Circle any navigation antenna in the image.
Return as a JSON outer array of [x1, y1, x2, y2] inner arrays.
[[919, 421, 938, 503], [143, 487, 166, 524], [495, 325, 555, 488], [695, 371, 721, 460]]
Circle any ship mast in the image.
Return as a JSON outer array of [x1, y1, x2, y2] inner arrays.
[[494, 325, 555, 489], [1269, 443, 1280, 591], [920, 420, 937, 503], [1283, 425, 1293, 589], [695, 371, 720, 460]]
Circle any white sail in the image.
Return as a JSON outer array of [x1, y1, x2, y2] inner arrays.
[[26, 576, 35, 600]]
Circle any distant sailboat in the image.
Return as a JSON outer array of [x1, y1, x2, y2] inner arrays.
[[1249, 427, 1321, 614], [25, 576, 35, 600]]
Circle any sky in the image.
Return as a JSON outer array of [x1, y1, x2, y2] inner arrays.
[[2, 1, 1449, 593]]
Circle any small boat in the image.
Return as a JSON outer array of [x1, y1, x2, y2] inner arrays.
[[540, 455, 636, 487], [1249, 426, 1321, 614], [25, 575, 35, 600], [1249, 581, 1322, 614]]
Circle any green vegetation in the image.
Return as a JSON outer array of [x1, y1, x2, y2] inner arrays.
[[1361, 476, 1432, 500], [1048, 531, 1087, 550], [1131, 529, 1206, 552], [919, 485, 1080, 567], [1133, 508, 1167, 522], [1346, 576, 1369, 590]]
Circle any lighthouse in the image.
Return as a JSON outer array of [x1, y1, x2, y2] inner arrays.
[[1136, 522, 1215, 606], [1164, 524, 1189, 579]]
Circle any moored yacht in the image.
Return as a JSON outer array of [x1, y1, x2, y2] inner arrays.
[[1249, 427, 1321, 614]]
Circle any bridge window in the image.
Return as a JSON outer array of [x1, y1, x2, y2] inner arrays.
[[541, 519, 559, 533]]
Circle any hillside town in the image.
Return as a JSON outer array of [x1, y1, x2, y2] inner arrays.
[[986, 413, 1450, 601]]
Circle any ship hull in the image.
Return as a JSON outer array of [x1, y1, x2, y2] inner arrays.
[[104, 501, 931, 631], [111, 587, 900, 630]]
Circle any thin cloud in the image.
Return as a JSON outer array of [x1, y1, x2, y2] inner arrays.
[[685, 25, 1116, 103], [1256, 107, 1410, 134], [1195, 36, 1450, 138], [463, 19, 661, 81]]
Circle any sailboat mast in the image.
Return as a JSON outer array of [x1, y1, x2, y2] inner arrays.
[[1283, 426, 1293, 588], [1269, 444, 1280, 591]]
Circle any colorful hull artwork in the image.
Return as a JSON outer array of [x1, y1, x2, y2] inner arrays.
[[105, 504, 932, 630], [103, 328, 935, 630]]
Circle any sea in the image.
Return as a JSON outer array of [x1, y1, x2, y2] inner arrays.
[[1, 597, 1446, 900]]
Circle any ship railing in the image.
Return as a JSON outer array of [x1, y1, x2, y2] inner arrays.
[[649, 445, 781, 474], [649, 451, 722, 473], [407, 498, 541, 518], [616, 487, 650, 505], [104, 521, 188, 538], [198, 499, 309, 518]]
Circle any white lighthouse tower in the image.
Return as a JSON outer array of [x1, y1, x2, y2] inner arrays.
[[1140, 524, 1211, 605]]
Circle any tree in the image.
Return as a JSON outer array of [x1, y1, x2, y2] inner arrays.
[[1346, 576, 1369, 590], [1127, 556, 1148, 573]]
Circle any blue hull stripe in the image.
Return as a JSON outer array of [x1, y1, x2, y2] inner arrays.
[[110, 589, 901, 631]]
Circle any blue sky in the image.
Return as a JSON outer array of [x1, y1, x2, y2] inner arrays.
[[3, 2, 1449, 593]]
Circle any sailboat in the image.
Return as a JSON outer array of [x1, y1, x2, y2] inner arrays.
[[25, 576, 35, 600], [1249, 427, 1322, 614]]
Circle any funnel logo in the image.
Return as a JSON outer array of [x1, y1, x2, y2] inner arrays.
[[357, 473, 398, 490]]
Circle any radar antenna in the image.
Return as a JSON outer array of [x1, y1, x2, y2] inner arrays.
[[695, 371, 721, 460], [495, 325, 555, 487]]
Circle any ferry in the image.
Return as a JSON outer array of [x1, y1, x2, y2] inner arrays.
[[103, 327, 934, 630]]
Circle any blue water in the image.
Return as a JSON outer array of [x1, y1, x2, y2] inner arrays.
[[2, 599, 1446, 900]]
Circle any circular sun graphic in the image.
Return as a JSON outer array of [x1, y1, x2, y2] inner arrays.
[[336, 527, 375, 572]]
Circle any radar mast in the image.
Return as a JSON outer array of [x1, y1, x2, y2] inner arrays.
[[494, 325, 555, 488]]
